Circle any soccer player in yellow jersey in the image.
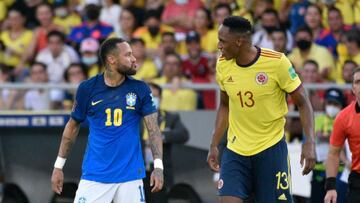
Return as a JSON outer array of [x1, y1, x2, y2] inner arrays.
[[207, 16, 316, 203]]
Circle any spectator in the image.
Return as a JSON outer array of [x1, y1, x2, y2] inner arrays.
[[36, 31, 79, 84], [341, 60, 357, 105], [111, 7, 138, 41], [10, 0, 43, 29], [213, 3, 232, 29], [154, 32, 181, 70], [79, 38, 101, 77], [193, 8, 218, 54], [143, 83, 189, 203], [182, 31, 215, 109], [17, 3, 64, 75], [22, 62, 50, 111], [133, 9, 174, 56], [0, 9, 33, 70], [129, 38, 158, 81], [100, 0, 122, 30], [312, 87, 348, 203], [252, 0, 274, 24], [53, 1, 82, 34], [270, 28, 289, 54], [316, 7, 351, 58], [288, 26, 335, 81], [288, 0, 309, 34], [63, 63, 87, 110], [0, 64, 19, 110], [161, 0, 204, 33], [252, 8, 293, 51], [152, 52, 197, 111], [305, 4, 323, 41], [145, 0, 164, 11], [343, 29, 360, 65], [68, 4, 113, 47]]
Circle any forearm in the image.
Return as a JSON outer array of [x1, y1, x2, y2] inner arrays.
[[57, 119, 80, 158], [297, 94, 315, 142], [326, 153, 340, 178], [210, 104, 229, 147]]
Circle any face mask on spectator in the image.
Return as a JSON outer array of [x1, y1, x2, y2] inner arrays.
[[82, 56, 98, 66], [152, 97, 160, 110], [296, 39, 311, 50], [263, 26, 277, 34], [148, 26, 160, 37], [325, 105, 341, 118], [175, 0, 188, 4], [55, 8, 68, 18]]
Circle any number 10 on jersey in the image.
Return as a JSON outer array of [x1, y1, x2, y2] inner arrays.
[[105, 108, 123, 126]]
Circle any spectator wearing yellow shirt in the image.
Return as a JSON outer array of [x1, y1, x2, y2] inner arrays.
[[53, 2, 82, 34], [133, 9, 174, 57], [129, 38, 158, 81], [193, 7, 218, 54], [288, 26, 335, 81], [343, 29, 360, 66], [0, 9, 33, 69], [152, 52, 197, 111]]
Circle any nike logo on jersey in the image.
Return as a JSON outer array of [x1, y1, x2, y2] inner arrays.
[[227, 76, 234, 82], [91, 100, 103, 106], [278, 193, 287, 201]]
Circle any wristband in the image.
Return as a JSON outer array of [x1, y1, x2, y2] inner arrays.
[[154, 158, 164, 170], [325, 177, 336, 191], [54, 156, 66, 169]]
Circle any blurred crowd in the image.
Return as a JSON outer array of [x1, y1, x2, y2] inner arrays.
[[0, 0, 359, 115]]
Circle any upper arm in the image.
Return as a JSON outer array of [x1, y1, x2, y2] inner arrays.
[[277, 55, 302, 93], [140, 83, 157, 116], [220, 91, 229, 107], [330, 115, 346, 147], [71, 82, 89, 122], [289, 85, 309, 107]]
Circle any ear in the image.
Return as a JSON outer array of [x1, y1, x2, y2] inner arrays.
[[236, 37, 243, 47], [107, 55, 116, 65]]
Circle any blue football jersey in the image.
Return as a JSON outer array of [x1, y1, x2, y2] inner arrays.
[[71, 74, 156, 183]]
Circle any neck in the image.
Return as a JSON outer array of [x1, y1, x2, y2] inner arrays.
[[235, 45, 258, 66], [104, 67, 125, 87]]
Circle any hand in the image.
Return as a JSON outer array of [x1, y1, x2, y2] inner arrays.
[[150, 168, 164, 192], [300, 140, 316, 175], [324, 189, 337, 203], [207, 145, 220, 172], [51, 168, 64, 194]]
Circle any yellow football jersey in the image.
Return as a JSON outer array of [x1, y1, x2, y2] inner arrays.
[[216, 48, 302, 156]]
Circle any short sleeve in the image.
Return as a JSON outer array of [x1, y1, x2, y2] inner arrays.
[[330, 113, 346, 147], [71, 82, 90, 122], [216, 59, 225, 91], [140, 83, 157, 116], [277, 54, 302, 93]]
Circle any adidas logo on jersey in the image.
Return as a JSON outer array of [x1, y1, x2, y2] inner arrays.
[[227, 76, 234, 82], [278, 193, 287, 201]]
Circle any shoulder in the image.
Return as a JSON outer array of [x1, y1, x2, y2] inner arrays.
[[79, 75, 101, 90], [259, 48, 283, 60], [127, 76, 150, 90], [335, 102, 354, 122]]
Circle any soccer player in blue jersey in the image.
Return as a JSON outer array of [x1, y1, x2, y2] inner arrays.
[[51, 38, 164, 203]]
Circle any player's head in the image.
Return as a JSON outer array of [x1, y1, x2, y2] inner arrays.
[[99, 37, 137, 76], [218, 16, 252, 60], [352, 67, 360, 100]]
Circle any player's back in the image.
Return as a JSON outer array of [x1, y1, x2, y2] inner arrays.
[[71, 74, 157, 183]]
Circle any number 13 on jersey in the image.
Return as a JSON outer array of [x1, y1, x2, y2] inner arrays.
[[237, 91, 255, 108]]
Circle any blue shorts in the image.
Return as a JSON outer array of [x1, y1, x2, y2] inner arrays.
[[219, 137, 292, 202]]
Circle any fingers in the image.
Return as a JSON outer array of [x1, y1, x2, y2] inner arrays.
[[302, 157, 316, 175], [208, 159, 220, 172], [51, 179, 63, 194], [150, 175, 163, 193]]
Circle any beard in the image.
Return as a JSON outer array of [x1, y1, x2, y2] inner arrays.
[[116, 64, 137, 76]]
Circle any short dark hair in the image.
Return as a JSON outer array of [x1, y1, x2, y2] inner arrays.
[[164, 52, 182, 64], [99, 38, 126, 66], [214, 3, 232, 15], [296, 26, 313, 37], [328, 6, 342, 16], [47, 30, 66, 42], [144, 9, 161, 21], [148, 82, 162, 97], [345, 29, 360, 47], [198, 7, 214, 29], [344, 60, 357, 67], [30, 61, 47, 71], [303, 59, 319, 71], [129, 38, 145, 46], [222, 16, 252, 35], [261, 8, 279, 20], [162, 32, 175, 40], [85, 4, 100, 20], [272, 27, 287, 38], [352, 67, 360, 83]]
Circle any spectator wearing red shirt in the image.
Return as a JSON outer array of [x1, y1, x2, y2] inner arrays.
[[325, 67, 360, 203], [182, 31, 215, 109]]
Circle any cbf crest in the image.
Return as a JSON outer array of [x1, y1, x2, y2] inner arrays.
[[126, 93, 137, 110]]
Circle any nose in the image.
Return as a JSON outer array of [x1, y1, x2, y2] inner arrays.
[[131, 55, 136, 63], [217, 41, 223, 50]]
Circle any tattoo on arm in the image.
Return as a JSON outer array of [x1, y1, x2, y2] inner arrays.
[[144, 113, 163, 160], [58, 118, 81, 158]]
